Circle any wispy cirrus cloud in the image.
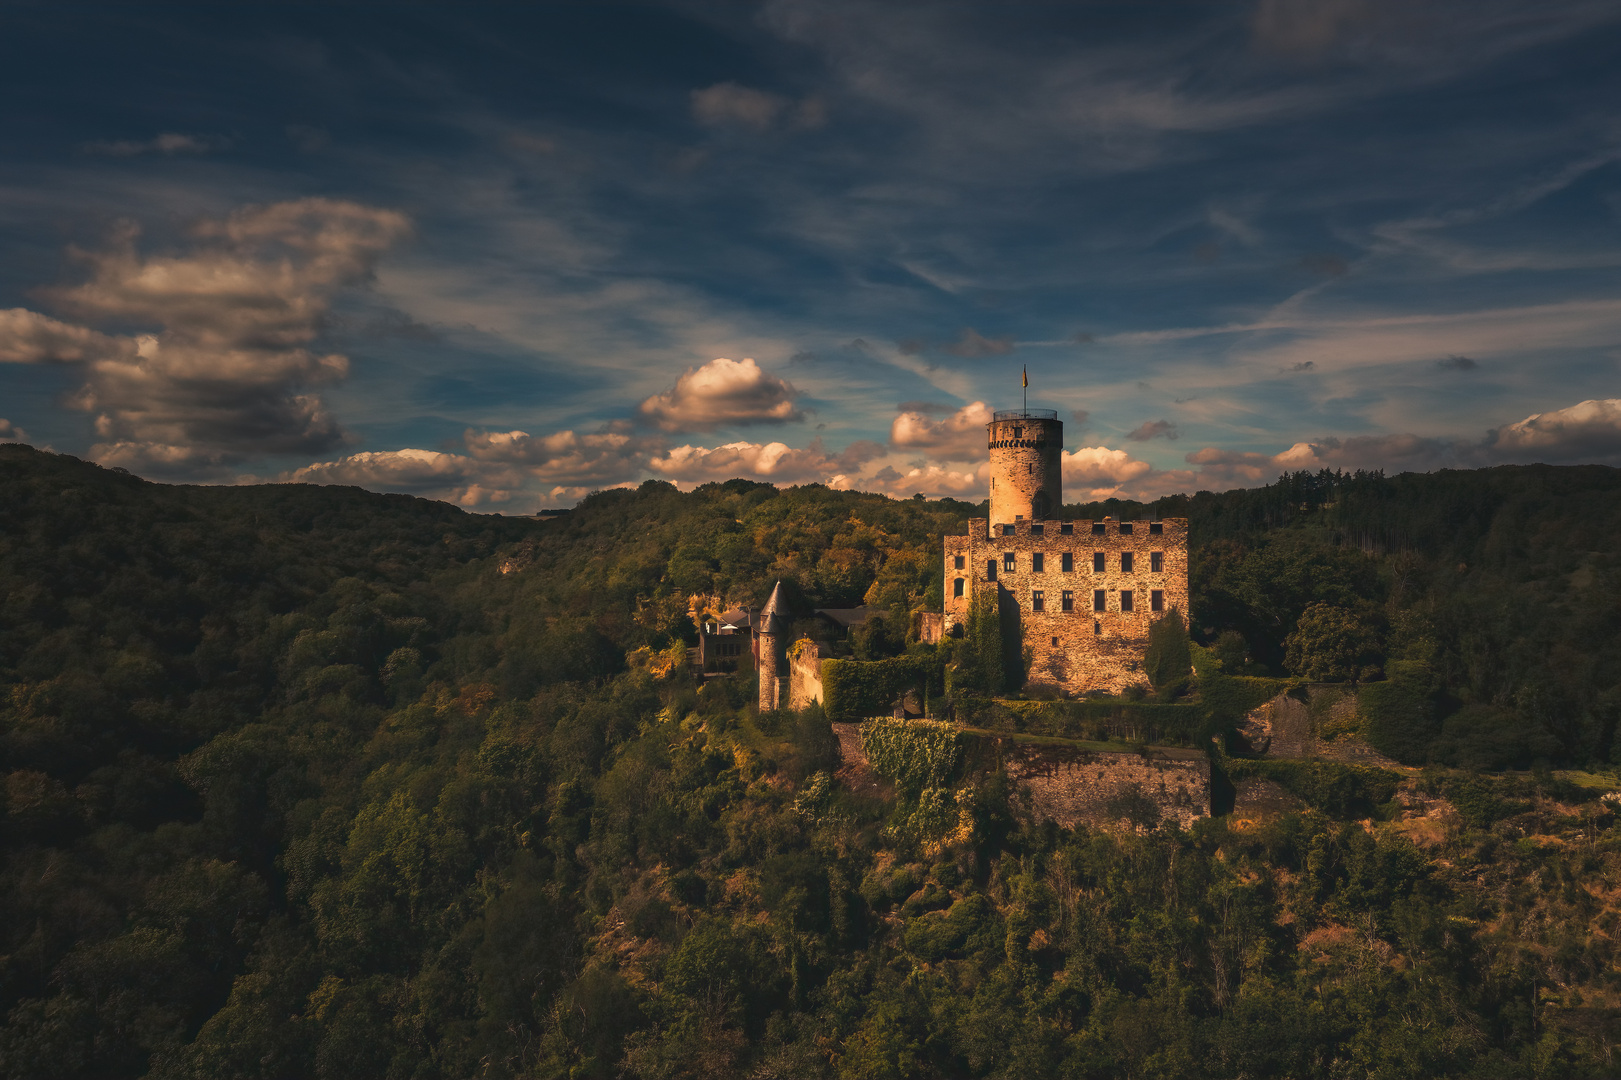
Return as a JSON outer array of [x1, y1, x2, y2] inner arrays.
[[81, 132, 231, 156]]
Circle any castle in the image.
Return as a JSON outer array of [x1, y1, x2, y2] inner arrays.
[[754, 403, 1188, 710], [944, 407, 1188, 694]]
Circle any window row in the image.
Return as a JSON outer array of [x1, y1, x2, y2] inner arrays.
[[1000, 521, 1165, 537], [1030, 589, 1164, 613], [963, 551, 1165, 577]]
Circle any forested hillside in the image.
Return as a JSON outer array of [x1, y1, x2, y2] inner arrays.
[[2, 443, 1620, 1078]]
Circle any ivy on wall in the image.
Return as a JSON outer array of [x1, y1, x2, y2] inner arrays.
[[820, 655, 940, 721]]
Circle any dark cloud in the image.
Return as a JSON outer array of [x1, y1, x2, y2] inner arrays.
[[1436, 354, 1479, 371], [1290, 361, 1316, 371], [1070, 409, 1090, 424], [1071, 332, 1095, 344], [1126, 419, 1179, 441], [0, 198, 411, 474], [896, 337, 927, 355]]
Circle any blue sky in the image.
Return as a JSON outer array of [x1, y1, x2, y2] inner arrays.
[[2, 0, 1619, 508]]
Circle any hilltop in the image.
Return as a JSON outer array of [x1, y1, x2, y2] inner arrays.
[[1, 443, 1620, 1078]]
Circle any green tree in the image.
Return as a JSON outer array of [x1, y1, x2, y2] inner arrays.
[[1284, 602, 1382, 682], [1144, 605, 1192, 698]]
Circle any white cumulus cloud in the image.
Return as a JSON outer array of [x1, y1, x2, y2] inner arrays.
[[889, 400, 993, 459], [637, 357, 803, 432]]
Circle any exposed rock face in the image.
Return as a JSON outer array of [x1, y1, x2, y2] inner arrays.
[[1238, 688, 1401, 767], [1000, 743, 1210, 831]]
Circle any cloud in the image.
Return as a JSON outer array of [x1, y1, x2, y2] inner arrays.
[[1436, 354, 1478, 370], [1071, 409, 1090, 424], [943, 328, 1014, 357], [860, 462, 985, 498], [1487, 398, 1621, 462], [0, 418, 27, 443], [889, 400, 992, 459], [82, 132, 229, 156], [462, 427, 654, 486], [1288, 361, 1315, 372], [284, 448, 515, 507], [691, 82, 786, 131], [637, 357, 803, 432], [648, 436, 879, 486], [1126, 419, 1179, 441], [1178, 397, 1621, 490], [286, 125, 331, 153], [0, 199, 412, 474], [0, 308, 131, 364]]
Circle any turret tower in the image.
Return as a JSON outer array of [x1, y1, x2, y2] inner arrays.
[[988, 407, 1062, 530], [754, 580, 788, 711]]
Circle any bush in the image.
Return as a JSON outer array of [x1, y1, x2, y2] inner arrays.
[[1225, 759, 1401, 818]]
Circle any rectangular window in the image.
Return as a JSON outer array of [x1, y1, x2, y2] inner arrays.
[[1093, 589, 1107, 612], [1121, 552, 1134, 573], [1003, 552, 1016, 572], [953, 578, 965, 597], [1061, 551, 1073, 572], [1002, 523, 1016, 536], [1092, 552, 1105, 572], [1119, 522, 1134, 535], [1051, 636, 1059, 647], [1032, 552, 1045, 572], [1150, 521, 1164, 535], [954, 555, 965, 570], [1061, 589, 1074, 612], [1150, 589, 1164, 612], [1031, 523, 1044, 536], [1061, 522, 1074, 535], [1150, 551, 1163, 572], [1032, 589, 1044, 612], [987, 559, 997, 582], [1120, 590, 1134, 612], [1091, 521, 1106, 535]]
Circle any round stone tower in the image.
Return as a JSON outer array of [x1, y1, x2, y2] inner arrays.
[[754, 580, 788, 711], [987, 408, 1063, 529]]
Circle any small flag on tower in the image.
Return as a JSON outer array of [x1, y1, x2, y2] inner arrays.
[[1022, 365, 1028, 388]]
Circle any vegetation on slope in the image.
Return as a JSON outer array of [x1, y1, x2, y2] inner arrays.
[[1, 445, 1620, 1078]]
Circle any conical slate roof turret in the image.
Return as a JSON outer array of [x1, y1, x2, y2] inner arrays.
[[758, 580, 788, 634]]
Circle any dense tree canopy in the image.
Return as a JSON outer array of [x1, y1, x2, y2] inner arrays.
[[2, 445, 1620, 1078]]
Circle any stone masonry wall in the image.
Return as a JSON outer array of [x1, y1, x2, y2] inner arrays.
[[1001, 743, 1210, 831], [988, 415, 1063, 527], [944, 516, 1190, 695], [788, 639, 825, 710]]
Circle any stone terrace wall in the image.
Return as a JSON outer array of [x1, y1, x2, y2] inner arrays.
[[829, 719, 1211, 831], [1001, 743, 1210, 830]]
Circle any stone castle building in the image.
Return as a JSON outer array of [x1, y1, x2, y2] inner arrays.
[[943, 407, 1188, 694]]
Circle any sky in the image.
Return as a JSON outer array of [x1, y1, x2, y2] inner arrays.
[[1, 0, 1620, 510]]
